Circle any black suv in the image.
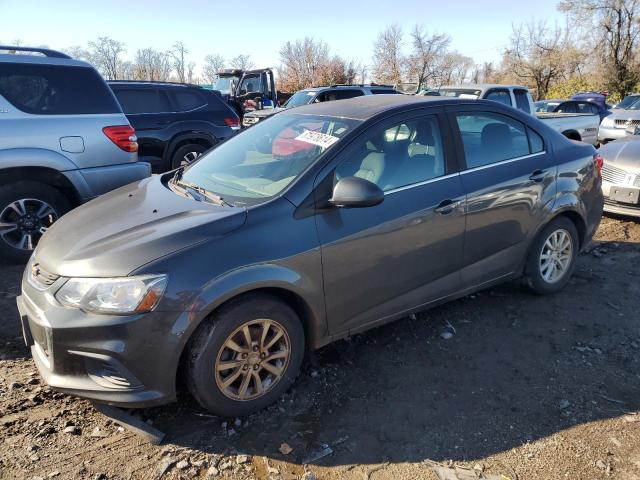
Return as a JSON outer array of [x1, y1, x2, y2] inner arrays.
[[108, 81, 240, 172]]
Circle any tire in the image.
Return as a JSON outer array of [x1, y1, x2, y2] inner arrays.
[[524, 216, 579, 295], [170, 143, 208, 170], [187, 293, 305, 417], [0, 181, 71, 263]]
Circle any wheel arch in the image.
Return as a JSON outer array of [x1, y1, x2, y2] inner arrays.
[[163, 132, 217, 167], [561, 129, 582, 142], [0, 166, 82, 206], [174, 277, 325, 395]]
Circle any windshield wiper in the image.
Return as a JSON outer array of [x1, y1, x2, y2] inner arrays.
[[171, 178, 232, 207]]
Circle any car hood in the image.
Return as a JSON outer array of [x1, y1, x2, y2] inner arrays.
[[36, 176, 247, 278], [246, 107, 286, 119], [608, 108, 640, 120], [599, 137, 640, 174]]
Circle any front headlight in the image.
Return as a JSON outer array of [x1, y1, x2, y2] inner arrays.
[[601, 116, 614, 127], [55, 274, 168, 315]]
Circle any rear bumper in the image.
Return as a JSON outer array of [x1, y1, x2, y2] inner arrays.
[[16, 280, 182, 408], [64, 162, 151, 202]]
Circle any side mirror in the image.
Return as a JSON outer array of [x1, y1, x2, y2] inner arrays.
[[329, 176, 384, 208]]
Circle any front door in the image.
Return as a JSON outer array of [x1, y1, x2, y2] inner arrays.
[[315, 111, 466, 336]]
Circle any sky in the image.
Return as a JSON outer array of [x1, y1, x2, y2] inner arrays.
[[1, 0, 566, 75]]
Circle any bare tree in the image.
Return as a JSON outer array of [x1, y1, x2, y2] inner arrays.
[[62, 45, 90, 61], [230, 54, 254, 70], [88, 37, 126, 80], [278, 38, 331, 91], [170, 41, 190, 83], [504, 21, 570, 99], [371, 24, 405, 84], [408, 26, 451, 89], [559, 0, 640, 96], [133, 48, 171, 81], [203, 54, 225, 84]]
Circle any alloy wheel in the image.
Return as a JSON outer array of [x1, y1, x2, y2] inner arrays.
[[0, 198, 57, 251], [215, 319, 291, 401], [539, 228, 573, 284]]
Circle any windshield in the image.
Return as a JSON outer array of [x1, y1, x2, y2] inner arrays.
[[283, 90, 315, 108], [213, 76, 240, 95], [616, 95, 640, 109], [625, 98, 640, 110], [535, 101, 561, 113], [178, 113, 357, 206], [438, 88, 482, 99]]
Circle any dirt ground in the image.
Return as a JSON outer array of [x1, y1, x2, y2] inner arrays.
[[1, 216, 639, 480]]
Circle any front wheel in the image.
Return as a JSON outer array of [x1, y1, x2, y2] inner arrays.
[[187, 294, 305, 417], [524, 217, 579, 294]]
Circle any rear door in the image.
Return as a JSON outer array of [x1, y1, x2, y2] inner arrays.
[[315, 109, 466, 335], [111, 86, 173, 164], [447, 105, 557, 288]]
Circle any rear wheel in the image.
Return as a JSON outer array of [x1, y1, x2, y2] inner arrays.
[[187, 294, 305, 417], [0, 181, 71, 263], [525, 216, 579, 294], [170, 143, 208, 170]]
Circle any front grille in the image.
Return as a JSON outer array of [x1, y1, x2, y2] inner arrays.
[[614, 118, 640, 128], [29, 262, 59, 289], [602, 163, 628, 184]]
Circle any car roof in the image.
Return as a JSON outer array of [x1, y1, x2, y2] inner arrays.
[[283, 94, 478, 121], [108, 80, 196, 88], [536, 99, 568, 103], [0, 53, 92, 68], [440, 83, 529, 91], [301, 84, 395, 93]]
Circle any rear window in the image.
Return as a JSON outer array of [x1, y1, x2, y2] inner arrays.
[[112, 88, 172, 114], [170, 89, 207, 112], [0, 63, 120, 115]]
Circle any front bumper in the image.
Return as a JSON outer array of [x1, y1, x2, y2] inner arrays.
[[602, 181, 640, 217], [16, 274, 183, 408], [598, 125, 628, 143]]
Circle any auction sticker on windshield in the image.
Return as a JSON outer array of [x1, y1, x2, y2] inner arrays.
[[295, 130, 340, 148]]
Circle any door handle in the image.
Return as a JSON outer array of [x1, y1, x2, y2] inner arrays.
[[529, 169, 548, 183], [434, 199, 460, 215]]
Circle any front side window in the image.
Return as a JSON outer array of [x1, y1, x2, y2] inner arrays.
[[335, 116, 446, 192], [485, 89, 512, 107], [179, 113, 356, 205], [0, 64, 120, 115], [113, 88, 171, 114], [284, 91, 315, 108], [456, 112, 535, 169], [239, 75, 262, 95], [557, 102, 577, 114], [334, 89, 364, 100]]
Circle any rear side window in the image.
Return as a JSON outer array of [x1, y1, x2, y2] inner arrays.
[[170, 89, 207, 111], [334, 89, 365, 100], [513, 89, 531, 114], [485, 89, 512, 107], [371, 89, 401, 95], [112, 88, 171, 114], [455, 112, 536, 169], [527, 127, 544, 153], [0, 63, 120, 115]]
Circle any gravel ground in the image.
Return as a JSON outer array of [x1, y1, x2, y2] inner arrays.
[[1, 216, 639, 480]]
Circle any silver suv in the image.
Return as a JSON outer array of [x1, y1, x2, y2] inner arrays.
[[0, 46, 150, 262]]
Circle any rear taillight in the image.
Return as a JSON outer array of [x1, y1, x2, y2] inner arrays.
[[593, 153, 603, 176], [224, 117, 240, 129], [102, 125, 138, 152]]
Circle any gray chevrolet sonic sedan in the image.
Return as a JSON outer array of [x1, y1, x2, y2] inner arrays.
[[17, 96, 604, 416]]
